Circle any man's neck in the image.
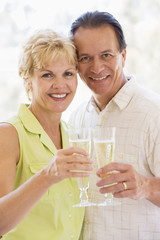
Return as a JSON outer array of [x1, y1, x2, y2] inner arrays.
[[93, 75, 128, 111]]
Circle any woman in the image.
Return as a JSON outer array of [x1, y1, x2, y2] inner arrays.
[[0, 29, 92, 239]]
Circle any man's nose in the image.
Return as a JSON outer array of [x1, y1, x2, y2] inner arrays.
[[90, 58, 105, 74]]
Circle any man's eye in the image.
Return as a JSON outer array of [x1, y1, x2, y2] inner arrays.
[[78, 56, 90, 63], [103, 53, 112, 58]]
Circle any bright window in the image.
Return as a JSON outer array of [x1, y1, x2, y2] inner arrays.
[[0, 0, 160, 121]]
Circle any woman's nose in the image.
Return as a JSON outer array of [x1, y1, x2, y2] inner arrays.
[[51, 77, 65, 87]]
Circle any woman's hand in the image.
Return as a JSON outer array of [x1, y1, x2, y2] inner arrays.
[[43, 146, 93, 186]]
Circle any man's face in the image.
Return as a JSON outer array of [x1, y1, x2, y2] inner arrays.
[[73, 25, 127, 107]]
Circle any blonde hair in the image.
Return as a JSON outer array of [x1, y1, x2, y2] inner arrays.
[[18, 29, 77, 100]]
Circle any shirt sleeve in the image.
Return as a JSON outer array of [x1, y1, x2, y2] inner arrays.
[[146, 113, 160, 177]]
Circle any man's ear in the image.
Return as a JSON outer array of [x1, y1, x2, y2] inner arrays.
[[121, 49, 127, 67]]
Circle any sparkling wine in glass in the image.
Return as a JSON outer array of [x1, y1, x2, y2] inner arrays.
[[93, 127, 120, 206], [68, 128, 96, 207]]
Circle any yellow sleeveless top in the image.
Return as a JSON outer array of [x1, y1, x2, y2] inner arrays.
[[3, 104, 84, 240]]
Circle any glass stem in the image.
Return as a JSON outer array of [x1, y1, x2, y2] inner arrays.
[[80, 189, 88, 202], [104, 193, 113, 202]]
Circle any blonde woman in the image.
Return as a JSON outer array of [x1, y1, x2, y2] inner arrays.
[[0, 29, 92, 240]]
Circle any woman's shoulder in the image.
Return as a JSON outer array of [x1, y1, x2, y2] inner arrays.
[[0, 122, 19, 150], [0, 122, 18, 135], [0, 123, 20, 164]]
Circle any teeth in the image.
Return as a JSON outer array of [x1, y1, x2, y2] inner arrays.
[[91, 76, 107, 81], [51, 94, 67, 98]]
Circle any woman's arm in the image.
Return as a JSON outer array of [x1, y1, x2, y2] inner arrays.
[[0, 124, 92, 236], [0, 124, 19, 198], [0, 168, 49, 236]]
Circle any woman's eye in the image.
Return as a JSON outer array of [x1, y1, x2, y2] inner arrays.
[[64, 71, 73, 77], [42, 73, 52, 78]]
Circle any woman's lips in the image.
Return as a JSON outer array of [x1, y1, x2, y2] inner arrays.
[[49, 93, 67, 99]]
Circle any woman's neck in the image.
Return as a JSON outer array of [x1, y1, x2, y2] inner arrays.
[[28, 105, 62, 149]]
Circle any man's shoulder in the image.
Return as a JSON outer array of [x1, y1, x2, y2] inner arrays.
[[69, 101, 89, 126], [72, 101, 89, 114], [126, 84, 160, 124], [135, 84, 160, 109]]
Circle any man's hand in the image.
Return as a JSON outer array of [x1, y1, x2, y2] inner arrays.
[[96, 162, 150, 200]]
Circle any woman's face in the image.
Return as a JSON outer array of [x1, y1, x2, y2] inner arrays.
[[29, 58, 77, 115]]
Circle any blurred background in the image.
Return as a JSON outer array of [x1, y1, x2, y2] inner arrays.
[[0, 0, 160, 121]]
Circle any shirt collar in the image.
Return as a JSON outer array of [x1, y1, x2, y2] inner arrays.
[[86, 76, 137, 112], [113, 76, 137, 110], [18, 104, 69, 154], [18, 104, 45, 134], [60, 120, 69, 149]]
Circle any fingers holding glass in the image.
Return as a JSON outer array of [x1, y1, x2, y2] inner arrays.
[[45, 147, 92, 185]]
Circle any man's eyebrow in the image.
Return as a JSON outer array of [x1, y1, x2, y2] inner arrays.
[[101, 49, 114, 53], [78, 50, 114, 57], [78, 53, 90, 57]]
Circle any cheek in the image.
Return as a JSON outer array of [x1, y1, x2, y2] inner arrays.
[[70, 78, 78, 93], [78, 71, 87, 84], [78, 64, 86, 75], [113, 59, 123, 72], [116, 56, 125, 69]]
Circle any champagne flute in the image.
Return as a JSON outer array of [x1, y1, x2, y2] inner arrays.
[[68, 128, 96, 207], [93, 127, 120, 206]]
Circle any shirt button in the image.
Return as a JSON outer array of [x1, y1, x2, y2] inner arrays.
[[70, 234, 74, 239], [118, 153, 123, 160], [69, 193, 72, 197], [68, 214, 72, 218], [88, 193, 91, 199], [93, 165, 98, 173]]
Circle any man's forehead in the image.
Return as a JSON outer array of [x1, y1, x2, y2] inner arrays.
[[73, 24, 115, 37], [73, 26, 119, 54]]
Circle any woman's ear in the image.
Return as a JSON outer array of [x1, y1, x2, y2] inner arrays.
[[24, 77, 32, 101]]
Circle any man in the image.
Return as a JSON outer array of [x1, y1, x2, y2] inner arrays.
[[69, 11, 160, 240]]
